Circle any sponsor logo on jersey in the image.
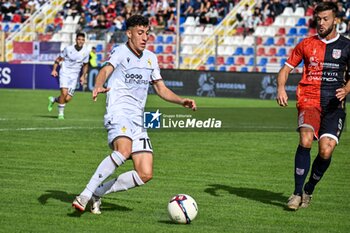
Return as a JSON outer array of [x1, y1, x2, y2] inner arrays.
[[332, 49, 341, 59], [125, 73, 148, 85]]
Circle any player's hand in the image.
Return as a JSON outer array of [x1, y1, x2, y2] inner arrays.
[[51, 70, 58, 77], [182, 98, 197, 111], [92, 87, 110, 101], [79, 77, 85, 85], [276, 88, 288, 107], [335, 87, 350, 101]]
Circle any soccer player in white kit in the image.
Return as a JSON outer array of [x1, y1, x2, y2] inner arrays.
[[72, 15, 197, 214], [48, 32, 89, 119]]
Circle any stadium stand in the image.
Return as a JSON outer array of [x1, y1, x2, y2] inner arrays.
[[1, 0, 350, 71]]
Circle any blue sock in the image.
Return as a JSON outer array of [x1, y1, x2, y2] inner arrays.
[[304, 154, 331, 195], [293, 145, 311, 195]]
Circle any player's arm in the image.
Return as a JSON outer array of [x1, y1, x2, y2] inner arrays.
[[80, 63, 89, 85], [92, 63, 114, 101], [152, 80, 197, 110], [276, 64, 293, 107], [51, 56, 64, 77]]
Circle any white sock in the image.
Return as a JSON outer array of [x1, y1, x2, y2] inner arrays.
[[81, 151, 126, 199], [58, 104, 65, 115], [94, 170, 144, 196]]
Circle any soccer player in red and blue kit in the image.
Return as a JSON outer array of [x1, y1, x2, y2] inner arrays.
[[277, 2, 350, 210]]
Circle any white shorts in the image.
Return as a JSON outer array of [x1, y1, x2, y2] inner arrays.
[[104, 115, 153, 154], [59, 72, 79, 96]]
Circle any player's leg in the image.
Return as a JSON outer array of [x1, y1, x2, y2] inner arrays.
[[288, 106, 320, 210], [57, 88, 68, 119], [47, 96, 59, 112], [73, 137, 132, 212], [302, 109, 345, 208]]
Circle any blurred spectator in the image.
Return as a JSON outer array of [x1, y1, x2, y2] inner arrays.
[[45, 12, 63, 33], [89, 46, 98, 68], [77, 12, 87, 32], [337, 17, 347, 34]]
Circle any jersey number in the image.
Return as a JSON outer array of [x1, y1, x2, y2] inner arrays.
[[139, 138, 152, 150]]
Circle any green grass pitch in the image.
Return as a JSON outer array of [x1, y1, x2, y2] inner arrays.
[[0, 89, 349, 233]]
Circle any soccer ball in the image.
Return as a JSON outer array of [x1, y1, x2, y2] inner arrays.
[[167, 194, 198, 224]]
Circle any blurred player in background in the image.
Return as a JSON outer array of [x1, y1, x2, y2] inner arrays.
[[277, 2, 350, 210], [48, 32, 89, 119], [72, 15, 197, 214]]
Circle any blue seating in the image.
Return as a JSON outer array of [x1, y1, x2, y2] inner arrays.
[[276, 48, 287, 57], [247, 57, 254, 66], [11, 24, 20, 32], [206, 56, 215, 65], [280, 58, 287, 67], [3, 24, 10, 32], [96, 53, 103, 61], [219, 66, 226, 71], [155, 45, 163, 54], [208, 66, 216, 71], [287, 27, 297, 36], [240, 67, 248, 72], [233, 47, 243, 56], [95, 44, 103, 52], [165, 35, 174, 44], [155, 35, 164, 44], [257, 57, 268, 66], [243, 47, 254, 56], [296, 18, 307, 26], [286, 37, 295, 46], [225, 57, 235, 65], [263, 37, 274, 46], [298, 28, 308, 36]]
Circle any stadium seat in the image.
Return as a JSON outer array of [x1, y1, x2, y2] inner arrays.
[[296, 18, 307, 26], [273, 16, 285, 26], [243, 36, 254, 46], [265, 27, 277, 36], [263, 37, 274, 46], [267, 47, 277, 56], [232, 36, 244, 45], [218, 66, 226, 71], [247, 57, 254, 66], [275, 37, 286, 46], [223, 46, 235, 56], [287, 27, 297, 36], [222, 36, 235, 45], [157, 55, 164, 63], [198, 65, 206, 70], [269, 57, 278, 63], [261, 67, 266, 72], [183, 16, 196, 26], [206, 56, 215, 65], [95, 44, 103, 52], [156, 35, 164, 44], [228, 66, 237, 72], [262, 17, 274, 26], [240, 67, 248, 72], [149, 34, 156, 43], [11, 24, 20, 32], [276, 47, 287, 57], [96, 53, 103, 61], [256, 37, 263, 45], [277, 27, 286, 36], [225, 57, 235, 65], [257, 57, 268, 66], [164, 45, 174, 54], [216, 56, 225, 65], [298, 28, 308, 36], [166, 64, 174, 69], [286, 37, 295, 46], [280, 58, 287, 66], [257, 47, 266, 56], [208, 66, 215, 71], [282, 7, 294, 16], [3, 24, 10, 32], [165, 55, 174, 64], [285, 17, 297, 27], [243, 47, 254, 56], [235, 57, 245, 65], [254, 26, 265, 36], [294, 7, 305, 16], [147, 44, 155, 52], [217, 45, 226, 56], [233, 47, 243, 56], [155, 45, 164, 54], [165, 35, 175, 44]]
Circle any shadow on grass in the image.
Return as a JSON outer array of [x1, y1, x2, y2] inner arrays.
[[38, 190, 132, 217], [36, 115, 59, 119], [205, 184, 288, 209]]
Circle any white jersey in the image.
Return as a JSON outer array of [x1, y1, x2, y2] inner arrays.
[[60, 45, 89, 79], [105, 43, 162, 120]]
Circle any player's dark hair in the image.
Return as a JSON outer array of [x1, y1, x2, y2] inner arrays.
[[76, 32, 85, 38], [126, 15, 149, 29], [314, 2, 337, 15]]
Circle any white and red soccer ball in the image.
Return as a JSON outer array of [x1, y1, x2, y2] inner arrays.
[[167, 194, 198, 224]]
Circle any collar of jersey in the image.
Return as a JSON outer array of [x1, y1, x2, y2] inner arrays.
[[318, 33, 340, 44], [126, 42, 143, 59]]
